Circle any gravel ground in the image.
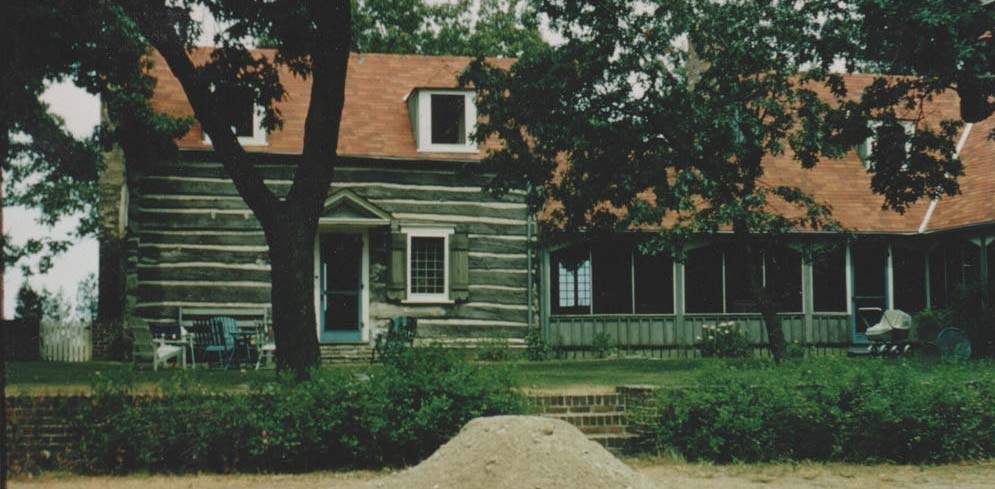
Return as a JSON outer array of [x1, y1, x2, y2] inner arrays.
[[12, 462, 995, 489]]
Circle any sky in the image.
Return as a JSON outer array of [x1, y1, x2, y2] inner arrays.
[[3, 83, 101, 319]]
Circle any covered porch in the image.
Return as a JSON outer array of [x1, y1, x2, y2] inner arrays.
[[540, 231, 995, 357]]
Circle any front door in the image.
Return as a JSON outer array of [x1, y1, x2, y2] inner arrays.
[[320, 233, 364, 343], [851, 242, 888, 344]]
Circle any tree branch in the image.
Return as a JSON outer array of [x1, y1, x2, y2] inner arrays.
[[287, 0, 351, 209], [117, 1, 282, 225]]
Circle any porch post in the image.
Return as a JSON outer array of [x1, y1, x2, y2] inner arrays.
[[979, 237, 990, 309], [802, 259, 814, 345], [540, 247, 551, 343], [886, 243, 894, 310], [674, 260, 686, 333]]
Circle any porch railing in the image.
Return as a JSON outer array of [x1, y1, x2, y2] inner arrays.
[[548, 312, 850, 357]]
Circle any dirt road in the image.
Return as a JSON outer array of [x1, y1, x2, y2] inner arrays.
[[12, 461, 995, 489]]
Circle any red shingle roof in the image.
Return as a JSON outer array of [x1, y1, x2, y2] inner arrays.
[[148, 48, 512, 159], [925, 117, 995, 232], [147, 50, 994, 233]]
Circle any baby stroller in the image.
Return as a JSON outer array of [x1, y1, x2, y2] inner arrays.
[[863, 308, 914, 356]]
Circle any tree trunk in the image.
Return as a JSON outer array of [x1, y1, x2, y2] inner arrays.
[[739, 232, 787, 364], [265, 215, 322, 379], [758, 295, 786, 364]]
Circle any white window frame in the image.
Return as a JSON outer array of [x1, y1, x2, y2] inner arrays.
[[416, 89, 478, 153], [859, 119, 915, 169], [403, 227, 454, 304]]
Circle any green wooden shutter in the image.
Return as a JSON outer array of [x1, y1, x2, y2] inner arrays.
[[450, 232, 470, 302], [387, 231, 406, 301]]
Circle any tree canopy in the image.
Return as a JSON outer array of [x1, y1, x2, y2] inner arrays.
[[854, 0, 995, 125], [1, 1, 190, 274], [351, 0, 545, 57], [462, 0, 968, 360]]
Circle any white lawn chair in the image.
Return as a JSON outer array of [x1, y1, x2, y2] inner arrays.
[[255, 322, 276, 370], [131, 321, 184, 370]]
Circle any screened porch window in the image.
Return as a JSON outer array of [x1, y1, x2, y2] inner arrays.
[[813, 246, 847, 312], [634, 251, 674, 313], [893, 246, 926, 313], [929, 241, 982, 309], [685, 244, 801, 314], [592, 247, 632, 314], [685, 246, 724, 313], [551, 243, 674, 315]]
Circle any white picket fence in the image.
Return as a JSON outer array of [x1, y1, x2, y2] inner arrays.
[[39, 321, 92, 362]]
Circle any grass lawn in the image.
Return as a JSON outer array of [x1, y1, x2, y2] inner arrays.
[[4, 360, 372, 395], [6, 356, 992, 395], [508, 358, 732, 392]]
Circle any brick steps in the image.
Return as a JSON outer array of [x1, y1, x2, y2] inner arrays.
[[533, 391, 640, 451]]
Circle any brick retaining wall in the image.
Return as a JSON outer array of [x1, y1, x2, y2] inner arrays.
[[4, 396, 88, 473], [4, 389, 653, 473]]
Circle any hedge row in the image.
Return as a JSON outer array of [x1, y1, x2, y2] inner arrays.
[[630, 358, 995, 463], [73, 348, 526, 473]]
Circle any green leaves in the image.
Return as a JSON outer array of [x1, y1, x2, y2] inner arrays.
[[632, 358, 995, 463], [352, 0, 545, 57]]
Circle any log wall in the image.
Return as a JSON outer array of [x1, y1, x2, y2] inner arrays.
[[130, 157, 532, 346]]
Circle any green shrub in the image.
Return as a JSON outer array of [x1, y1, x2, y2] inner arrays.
[[369, 346, 526, 464], [591, 331, 617, 358], [73, 347, 525, 473], [696, 321, 751, 358], [913, 308, 952, 342], [784, 341, 807, 359], [631, 358, 995, 463], [525, 327, 552, 361]]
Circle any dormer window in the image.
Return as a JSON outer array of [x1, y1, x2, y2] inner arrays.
[[858, 119, 915, 168], [203, 87, 268, 146], [408, 89, 478, 153]]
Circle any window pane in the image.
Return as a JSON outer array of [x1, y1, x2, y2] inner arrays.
[[813, 246, 846, 312], [725, 245, 762, 313], [893, 246, 925, 313], [431, 94, 466, 144], [592, 245, 632, 314], [766, 246, 802, 312], [552, 246, 591, 314], [233, 91, 255, 137], [932, 242, 982, 307], [685, 246, 723, 313], [410, 237, 445, 294], [634, 251, 674, 314]]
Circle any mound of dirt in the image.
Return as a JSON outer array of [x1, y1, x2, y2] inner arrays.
[[365, 415, 657, 489]]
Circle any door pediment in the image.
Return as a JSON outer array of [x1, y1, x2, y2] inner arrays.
[[320, 190, 391, 226]]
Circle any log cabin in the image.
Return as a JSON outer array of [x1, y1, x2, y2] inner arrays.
[[97, 50, 995, 361]]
